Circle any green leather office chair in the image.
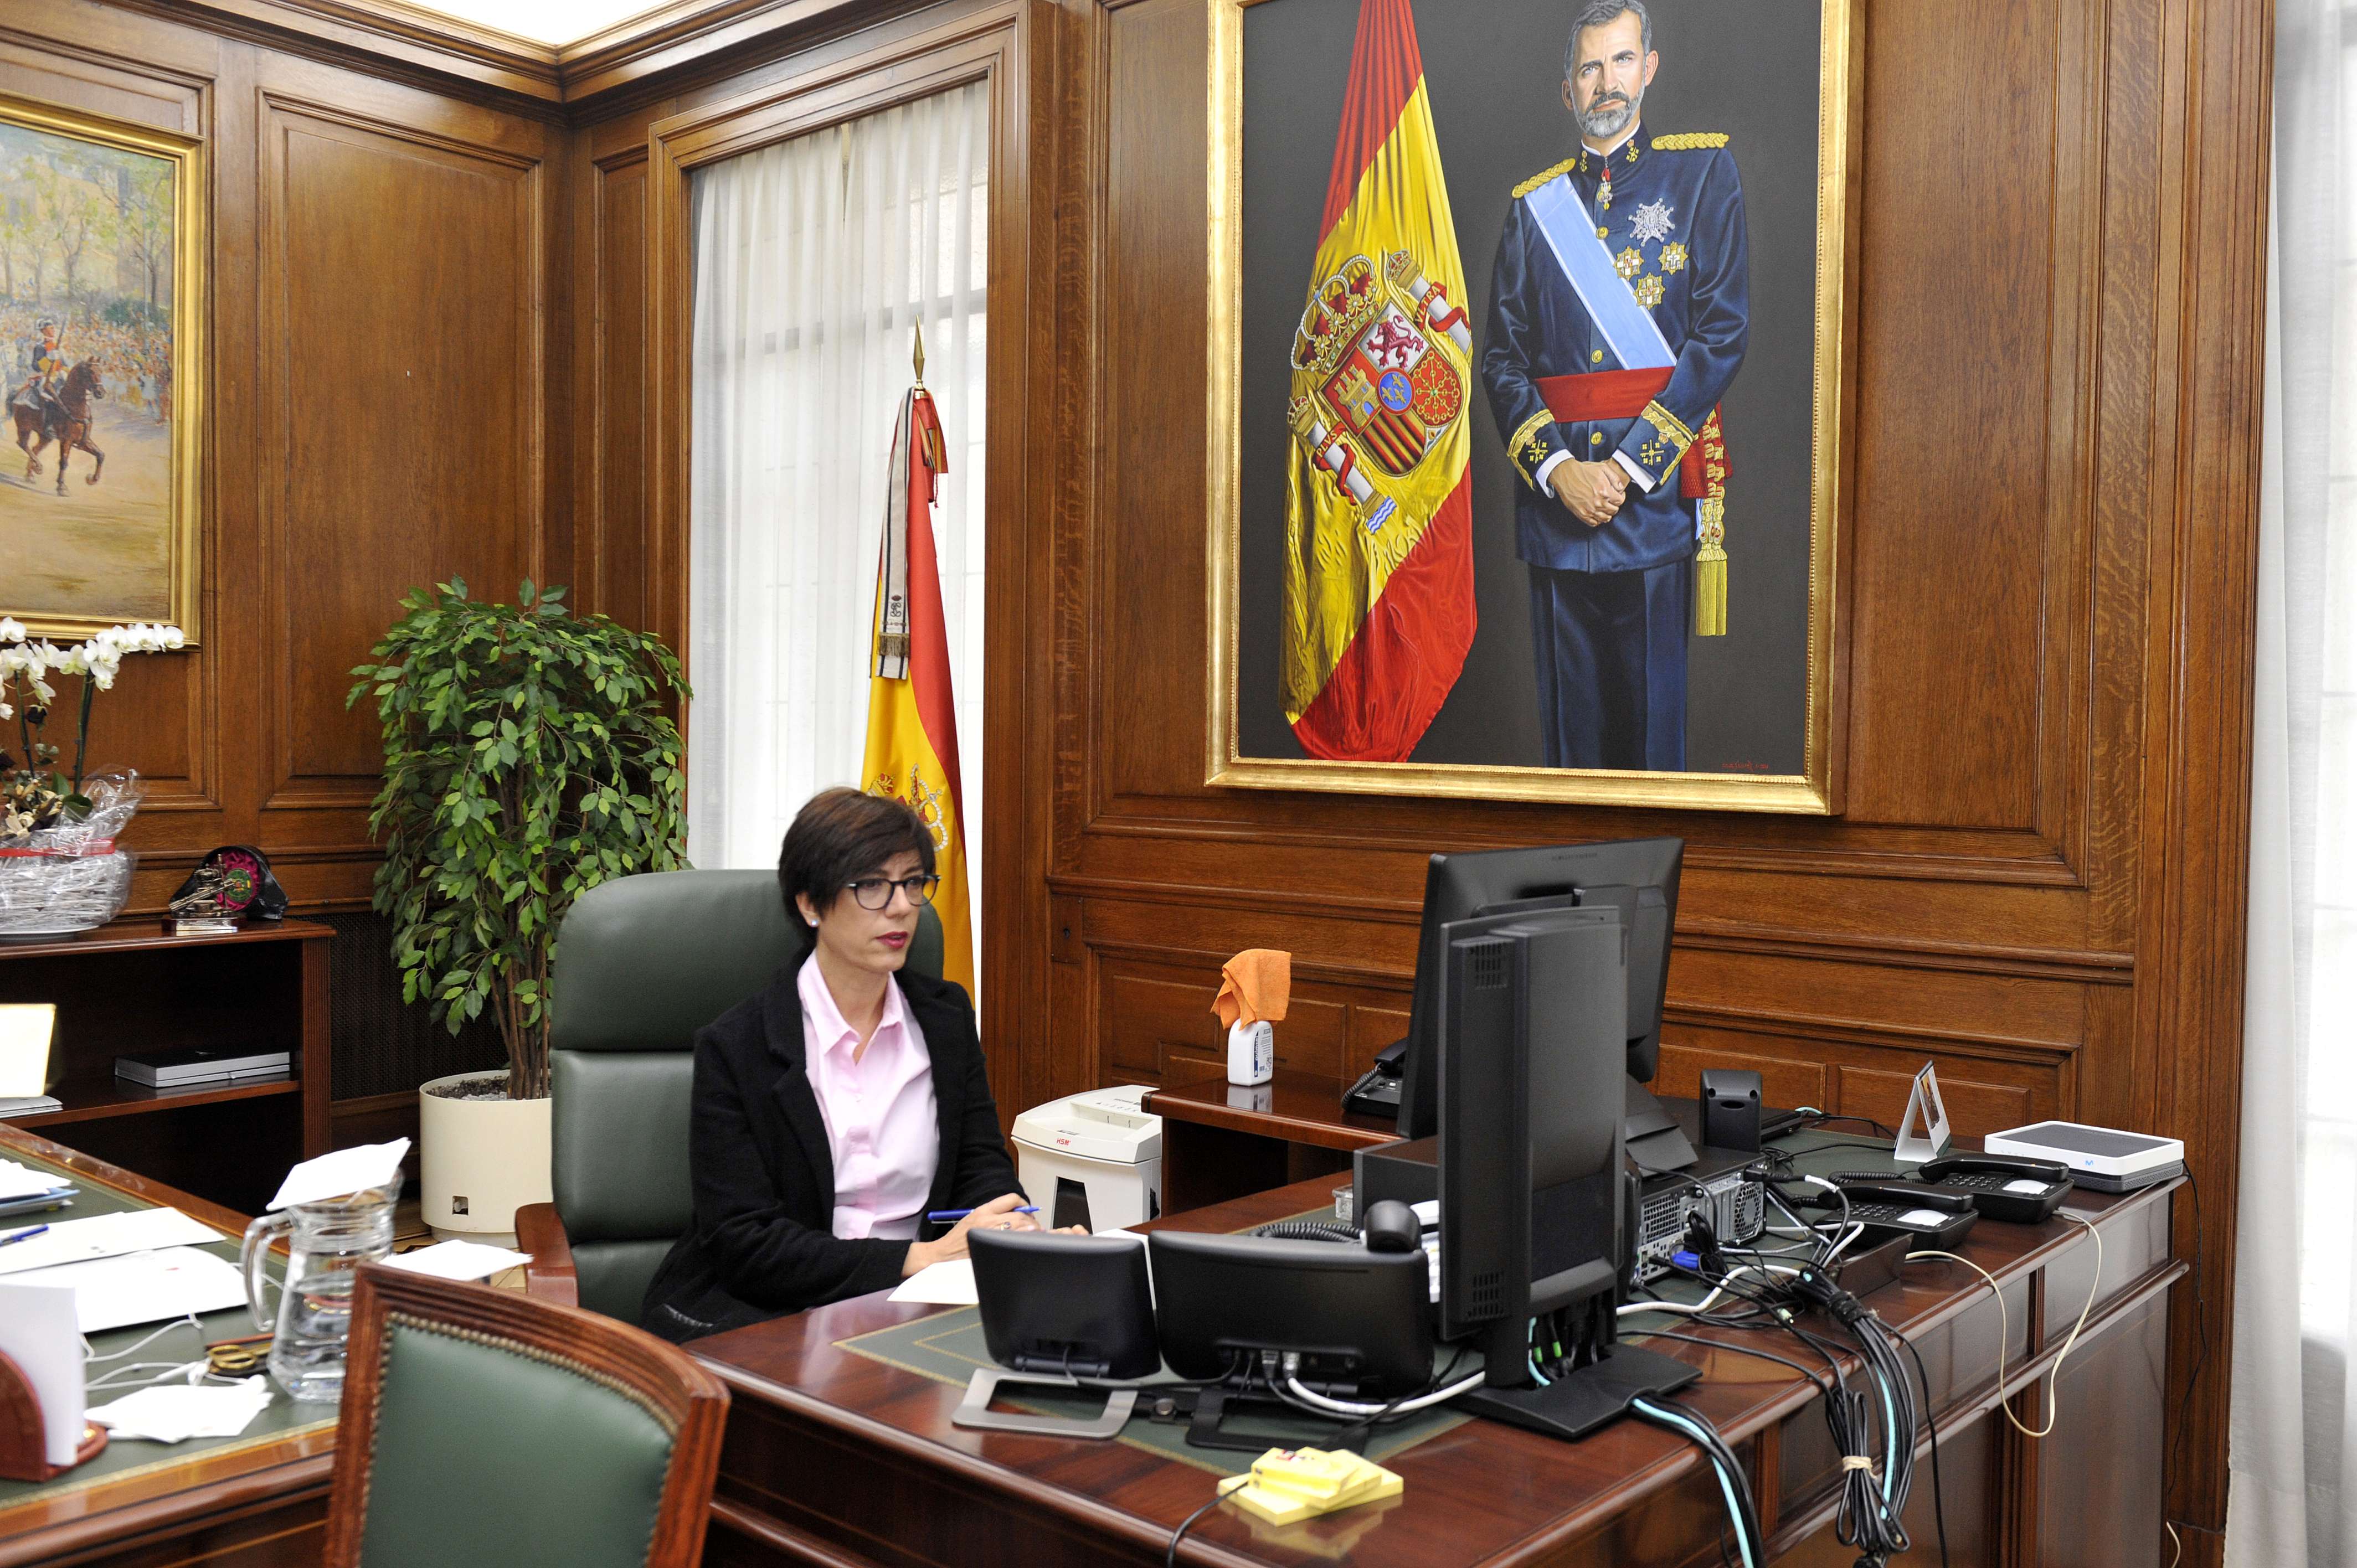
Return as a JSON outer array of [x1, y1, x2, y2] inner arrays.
[[323, 1264, 728, 1568], [516, 869, 943, 1323]]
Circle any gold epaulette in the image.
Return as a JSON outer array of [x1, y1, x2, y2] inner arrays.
[[1650, 132, 1730, 151], [1512, 157, 1582, 199]]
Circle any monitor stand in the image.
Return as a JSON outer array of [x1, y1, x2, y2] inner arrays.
[[1458, 1345, 1700, 1442], [1623, 1076, 1696, 1171]]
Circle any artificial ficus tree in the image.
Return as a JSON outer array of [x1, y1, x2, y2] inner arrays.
[[349, 579, 690, 1099]]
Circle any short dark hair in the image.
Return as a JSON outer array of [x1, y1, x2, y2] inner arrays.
[[778, 787, 936, 941], [1566, 0, 1651, 84]]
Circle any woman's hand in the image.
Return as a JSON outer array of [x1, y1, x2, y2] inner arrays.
[[900, 1193, 1041, 1276]]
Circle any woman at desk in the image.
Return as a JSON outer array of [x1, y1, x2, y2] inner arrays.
[[644, 788, 1042, 1341]]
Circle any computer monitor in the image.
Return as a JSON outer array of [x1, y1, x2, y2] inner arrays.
[[1433, 904, 1697, 1439], [1147, 1231, 1432, 1397], [970, 1230, 1161, 1380], [1393, 838, 1691, 1168]]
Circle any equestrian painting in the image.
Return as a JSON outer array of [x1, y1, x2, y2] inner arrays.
[[0, 99, 203, 642]]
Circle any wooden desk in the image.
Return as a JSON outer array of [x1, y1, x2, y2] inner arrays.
[[690, 1170, 2183, 1567], [0, 1125, 334, 1568], [1145, 1070, 1396, 1211]]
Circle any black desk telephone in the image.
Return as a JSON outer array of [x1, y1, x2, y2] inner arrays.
[[1829, 1152, 2076, 1225], [1344, 1038, 1408, 1119]]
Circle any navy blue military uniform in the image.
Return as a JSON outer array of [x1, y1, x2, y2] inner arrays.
[[1479, 127, 1747, 770]]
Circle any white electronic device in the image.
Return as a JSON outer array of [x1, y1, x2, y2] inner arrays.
[[1983, 1120, 2186, 1192], [1012, 1085, 1164, 1232]]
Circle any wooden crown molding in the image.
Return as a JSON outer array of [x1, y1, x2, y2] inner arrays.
[[133, 0, 934, 117]]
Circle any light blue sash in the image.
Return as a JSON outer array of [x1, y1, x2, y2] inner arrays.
[[1523, 174, 1675, 372]]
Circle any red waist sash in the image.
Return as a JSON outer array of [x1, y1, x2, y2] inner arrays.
[[1535, 370, 1724, 501]]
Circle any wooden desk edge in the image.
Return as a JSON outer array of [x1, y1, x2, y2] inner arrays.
[[0, 1124, 334, 1560]]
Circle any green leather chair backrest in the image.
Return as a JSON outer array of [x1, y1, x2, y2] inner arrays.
[[549, 869, 944, 1322], [353, 1314, 678, 1568]]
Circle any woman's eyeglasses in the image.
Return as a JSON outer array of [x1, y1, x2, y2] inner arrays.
[[845, 874, 940, 911]]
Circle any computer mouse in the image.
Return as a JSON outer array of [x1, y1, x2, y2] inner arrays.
[[1361, 1199, 1419, 1254]]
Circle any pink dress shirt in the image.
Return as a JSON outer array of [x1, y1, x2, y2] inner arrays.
[[800, 961, 939, 1241]]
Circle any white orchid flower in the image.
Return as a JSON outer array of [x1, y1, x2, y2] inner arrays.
[[0, 702, 12, 722], [88, 667, 114, 691], [161, 625, 184, 649], [30, 676, 54, 705], [0, 618, 22, 643]]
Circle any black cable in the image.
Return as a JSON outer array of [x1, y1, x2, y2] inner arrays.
[[1901, 1332, 1953, 1568], [1798, 1113, 1898, 1137], [1628, 1396, 1766, 1566], [1622, 1328, 1836, 1399], [1165, 1492, 1225, 1568]]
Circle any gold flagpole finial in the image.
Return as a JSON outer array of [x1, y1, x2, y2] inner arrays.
[[912, 318, 927, 387]]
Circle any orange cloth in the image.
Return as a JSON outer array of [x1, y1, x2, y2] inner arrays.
[[1212, 950, 1292, 1029]]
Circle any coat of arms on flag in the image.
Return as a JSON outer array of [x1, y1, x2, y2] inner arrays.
[[1279, 0, 1477, 764]]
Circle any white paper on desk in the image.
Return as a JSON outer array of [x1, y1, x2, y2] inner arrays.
[[0, 1207, 220, 1277], [383, 1240, 531, 1282], [89, 1379, 273, 1444], [887, 1258, 979, 1306], [0, 1004, 55, 1097], [0, 1281, 82, 1465], [12, 1247, 247, 1333], [0, 1157, 73, 1201], [267, 1139, 409, 1211]]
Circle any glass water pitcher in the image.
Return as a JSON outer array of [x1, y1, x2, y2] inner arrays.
[[239, 1185, 397, 1403]]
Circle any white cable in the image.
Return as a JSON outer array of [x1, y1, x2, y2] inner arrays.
[[1905, 1211, 2102, 1439], [1279, 1370, 1485, 1417], [1617, 1262, 1803, 1319], [82, 1315, 200, 1366]]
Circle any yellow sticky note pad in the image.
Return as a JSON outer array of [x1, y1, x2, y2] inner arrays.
[[0, 1004, 55, 1097], [1218, 1449, 1404, 1525]]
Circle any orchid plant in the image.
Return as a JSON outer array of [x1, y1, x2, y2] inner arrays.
[[1, 617, 185, 839]]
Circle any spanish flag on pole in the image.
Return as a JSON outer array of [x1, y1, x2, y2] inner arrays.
[[1282, 0, 1475, 761], [863, 376, 975, 999]]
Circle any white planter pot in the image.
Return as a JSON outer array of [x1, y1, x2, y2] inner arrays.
[[419, 1071, 551, 1245]]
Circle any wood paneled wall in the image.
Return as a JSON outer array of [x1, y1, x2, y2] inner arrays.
[[7, 0, 2264, 1556], [574, 4, 2265, 1552], [0, 0, 560, 916]]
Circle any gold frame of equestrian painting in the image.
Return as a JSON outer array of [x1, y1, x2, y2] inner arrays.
[[0, 94, 207, 646], [1205, 0, 1857, 812]]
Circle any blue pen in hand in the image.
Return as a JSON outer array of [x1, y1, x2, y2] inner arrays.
[[0, 1224, 49, 1248], [925, 1206, 1039, 1223]]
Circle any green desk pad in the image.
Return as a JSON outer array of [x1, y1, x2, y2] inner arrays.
[[0, 1146, 332, 1513], [837, 1127, 1912, 1477]]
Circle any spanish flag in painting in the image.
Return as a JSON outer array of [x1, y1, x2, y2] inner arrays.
[[1283, 0, 1475, 761], [863, 384, 975, 998]]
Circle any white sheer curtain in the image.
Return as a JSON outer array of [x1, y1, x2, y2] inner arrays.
[[2227, 1, 2356, 1561], [685, 81, 990, 891]]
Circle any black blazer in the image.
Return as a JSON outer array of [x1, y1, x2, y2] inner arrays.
[[640, 955, 1021, 1342]]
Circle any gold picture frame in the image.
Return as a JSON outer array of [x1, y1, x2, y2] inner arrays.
[[0, 94, 207, 645], [1205, 0, 1859, 813]]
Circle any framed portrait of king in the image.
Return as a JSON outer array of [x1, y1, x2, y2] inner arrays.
[[1206, 0, 1859, 812], [0, 95, 207, 643]]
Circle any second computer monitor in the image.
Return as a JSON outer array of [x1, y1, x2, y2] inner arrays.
[[1394, 838, 1682, 1143]]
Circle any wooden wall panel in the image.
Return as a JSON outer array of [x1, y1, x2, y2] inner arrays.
[[256, 94, 545, 813], [545, 0, 2263, 1553], [0, 4, 560, 916]]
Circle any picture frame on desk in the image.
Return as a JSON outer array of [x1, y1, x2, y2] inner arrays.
[[1205, 0, 1859, 812]]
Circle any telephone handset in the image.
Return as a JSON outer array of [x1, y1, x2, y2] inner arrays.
[[1343, 1038, 1409, 1120], [1912, 1152, 2075, 1224]]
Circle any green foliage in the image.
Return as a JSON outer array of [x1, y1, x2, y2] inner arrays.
[[349, 579, 690, 1100]]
